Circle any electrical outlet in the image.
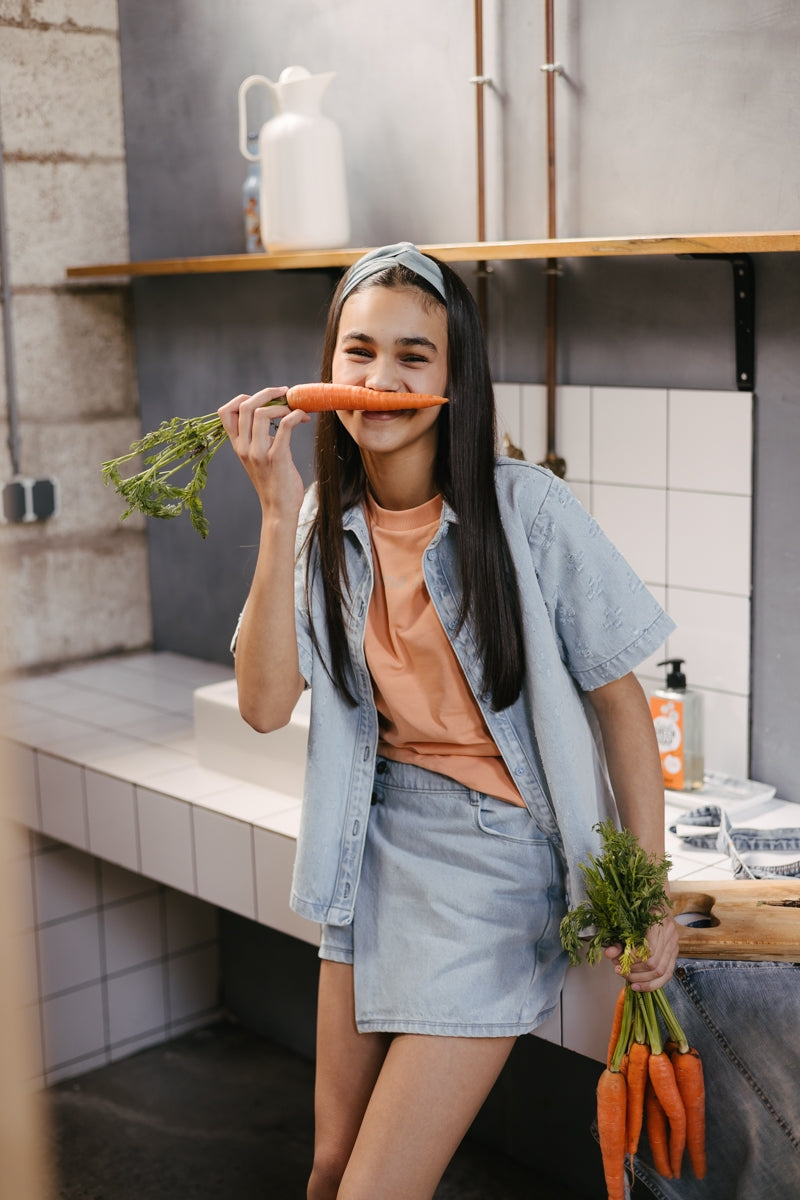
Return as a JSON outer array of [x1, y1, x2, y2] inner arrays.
[[1, 477, 59, 524]]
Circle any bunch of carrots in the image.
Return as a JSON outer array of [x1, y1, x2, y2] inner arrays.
[[560, 821, 706, 1199], [100, 384, 448, 537]]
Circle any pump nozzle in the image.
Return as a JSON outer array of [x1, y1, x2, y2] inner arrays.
[[657, 659, 686, 689]]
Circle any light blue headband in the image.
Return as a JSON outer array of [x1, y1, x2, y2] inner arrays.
[[341, 242, 447, 302]]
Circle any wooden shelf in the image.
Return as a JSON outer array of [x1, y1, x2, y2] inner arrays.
[[65, 231, 800, 280]]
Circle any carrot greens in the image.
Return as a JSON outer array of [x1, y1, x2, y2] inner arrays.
[[101, 412, 228, 539]]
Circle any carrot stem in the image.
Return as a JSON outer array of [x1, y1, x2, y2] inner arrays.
[[638, 990, 663, 1056], [653, 985, 689, 1054]]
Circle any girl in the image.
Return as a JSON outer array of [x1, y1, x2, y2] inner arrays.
[[218, 243, 680, 1200]]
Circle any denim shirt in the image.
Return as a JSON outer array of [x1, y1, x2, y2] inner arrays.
[[285, 459, 675, 926]]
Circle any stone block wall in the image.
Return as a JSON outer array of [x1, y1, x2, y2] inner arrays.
[[0, 0, 151, 671]]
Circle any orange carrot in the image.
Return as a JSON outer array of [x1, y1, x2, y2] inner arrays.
[[284, 383, 448, 411], [644, 1078, 673, 1178], [670, 1047, 707, 1180], [607, 985, 627, 1069], [596, 1067, 628, 1200], [648, 1052, 687, 1178], [625, 1041, 651, 1158]]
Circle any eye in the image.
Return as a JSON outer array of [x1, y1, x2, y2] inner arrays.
[[344, 346, 372, 358]]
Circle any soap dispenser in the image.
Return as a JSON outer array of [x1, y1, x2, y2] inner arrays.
[[650, 659, 704, 791]]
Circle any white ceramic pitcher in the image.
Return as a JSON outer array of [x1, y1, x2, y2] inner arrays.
[[238, 66, 350, 252]]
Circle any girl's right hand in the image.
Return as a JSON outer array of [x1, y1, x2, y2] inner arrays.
[[217, 386, 310, 520]]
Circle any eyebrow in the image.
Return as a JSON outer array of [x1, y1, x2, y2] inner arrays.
[[340, 330, 440, 352]]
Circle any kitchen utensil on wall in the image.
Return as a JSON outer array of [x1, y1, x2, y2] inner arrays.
[[238, 65, 350, 252]]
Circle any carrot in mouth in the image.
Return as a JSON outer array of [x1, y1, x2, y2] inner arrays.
[[281, 383, 448, 411]]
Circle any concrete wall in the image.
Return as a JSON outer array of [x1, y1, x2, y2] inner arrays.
[[0, 0, 151, 671]]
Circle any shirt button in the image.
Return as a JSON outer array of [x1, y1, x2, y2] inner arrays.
[[514, 766, 526, 777]]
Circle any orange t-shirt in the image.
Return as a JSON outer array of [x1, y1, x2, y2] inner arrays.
[[364, 493, 523, 807]]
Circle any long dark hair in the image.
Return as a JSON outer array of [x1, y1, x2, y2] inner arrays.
[[306, 255, 525, 711]]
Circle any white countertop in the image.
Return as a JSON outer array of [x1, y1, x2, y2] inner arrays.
[[1, 652, 313, 946]]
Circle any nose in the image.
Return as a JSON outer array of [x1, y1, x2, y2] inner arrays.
[[364, 355, 401, 394]]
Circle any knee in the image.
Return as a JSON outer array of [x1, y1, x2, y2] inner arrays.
[[307, 1149, 348, 1200]]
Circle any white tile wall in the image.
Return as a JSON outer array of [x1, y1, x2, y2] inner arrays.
[[103, 893, 163, 975], [0, 655, 298, 1084], [667, 389, 753, 494], [665, 588, 751, 695], [591, 483, 667, 586], [136, 788, 196, 894], [106, 962, 167, 1045], [15, 827, 222, 1086], [192, 808, 256, 919], [37, 753, 88, 848], [668, 491, 752, 595], [556, 385, 591, 481], [3, 740, 40, 828], [494, 383, 754, 778], [253, 827, 320, 947], [85, 769, 139, 871], [168, 944, 221, 1024], [519, 384, 548, 464], [592, 387, 668, 488], [33, 844, 99, 924]]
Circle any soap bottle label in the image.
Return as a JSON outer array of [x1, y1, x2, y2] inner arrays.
[[650, 695, 684, 790]]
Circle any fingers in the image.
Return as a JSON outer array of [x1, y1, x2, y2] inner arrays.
[[604, 918, 680, 992], [628, 920, 680, 992], [218, 386, 306, 453]]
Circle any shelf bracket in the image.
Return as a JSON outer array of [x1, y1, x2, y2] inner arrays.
[[678, 252, 755, 391]]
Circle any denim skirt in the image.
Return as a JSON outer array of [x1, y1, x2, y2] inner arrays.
[[318, 757, 569, 1037]]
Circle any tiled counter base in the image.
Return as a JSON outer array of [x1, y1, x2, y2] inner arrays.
[[2, 652, 314, 1086], [3, 651, 773, 1086]]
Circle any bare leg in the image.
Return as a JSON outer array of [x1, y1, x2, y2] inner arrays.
[[337, 1031, 516, 1200], [307, 962, 391, 1200]]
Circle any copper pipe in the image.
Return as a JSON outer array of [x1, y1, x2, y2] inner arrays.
[[541, 0, 565, 476], [474, 0, 489, 329]]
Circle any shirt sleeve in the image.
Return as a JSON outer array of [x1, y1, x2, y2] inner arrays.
[[527, 475, 675, 690]]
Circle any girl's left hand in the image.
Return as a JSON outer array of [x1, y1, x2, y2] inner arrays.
[[604, 915, 680, 991]]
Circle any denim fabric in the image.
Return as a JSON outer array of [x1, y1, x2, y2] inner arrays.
[[671, 805, 800, 879], [320, 758, 568, 1036], [634, 959, 800, 1199], [285, 460, 674, 926]]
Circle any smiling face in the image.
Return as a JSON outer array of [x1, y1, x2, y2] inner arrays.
[[330, 285, 448, 488]]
